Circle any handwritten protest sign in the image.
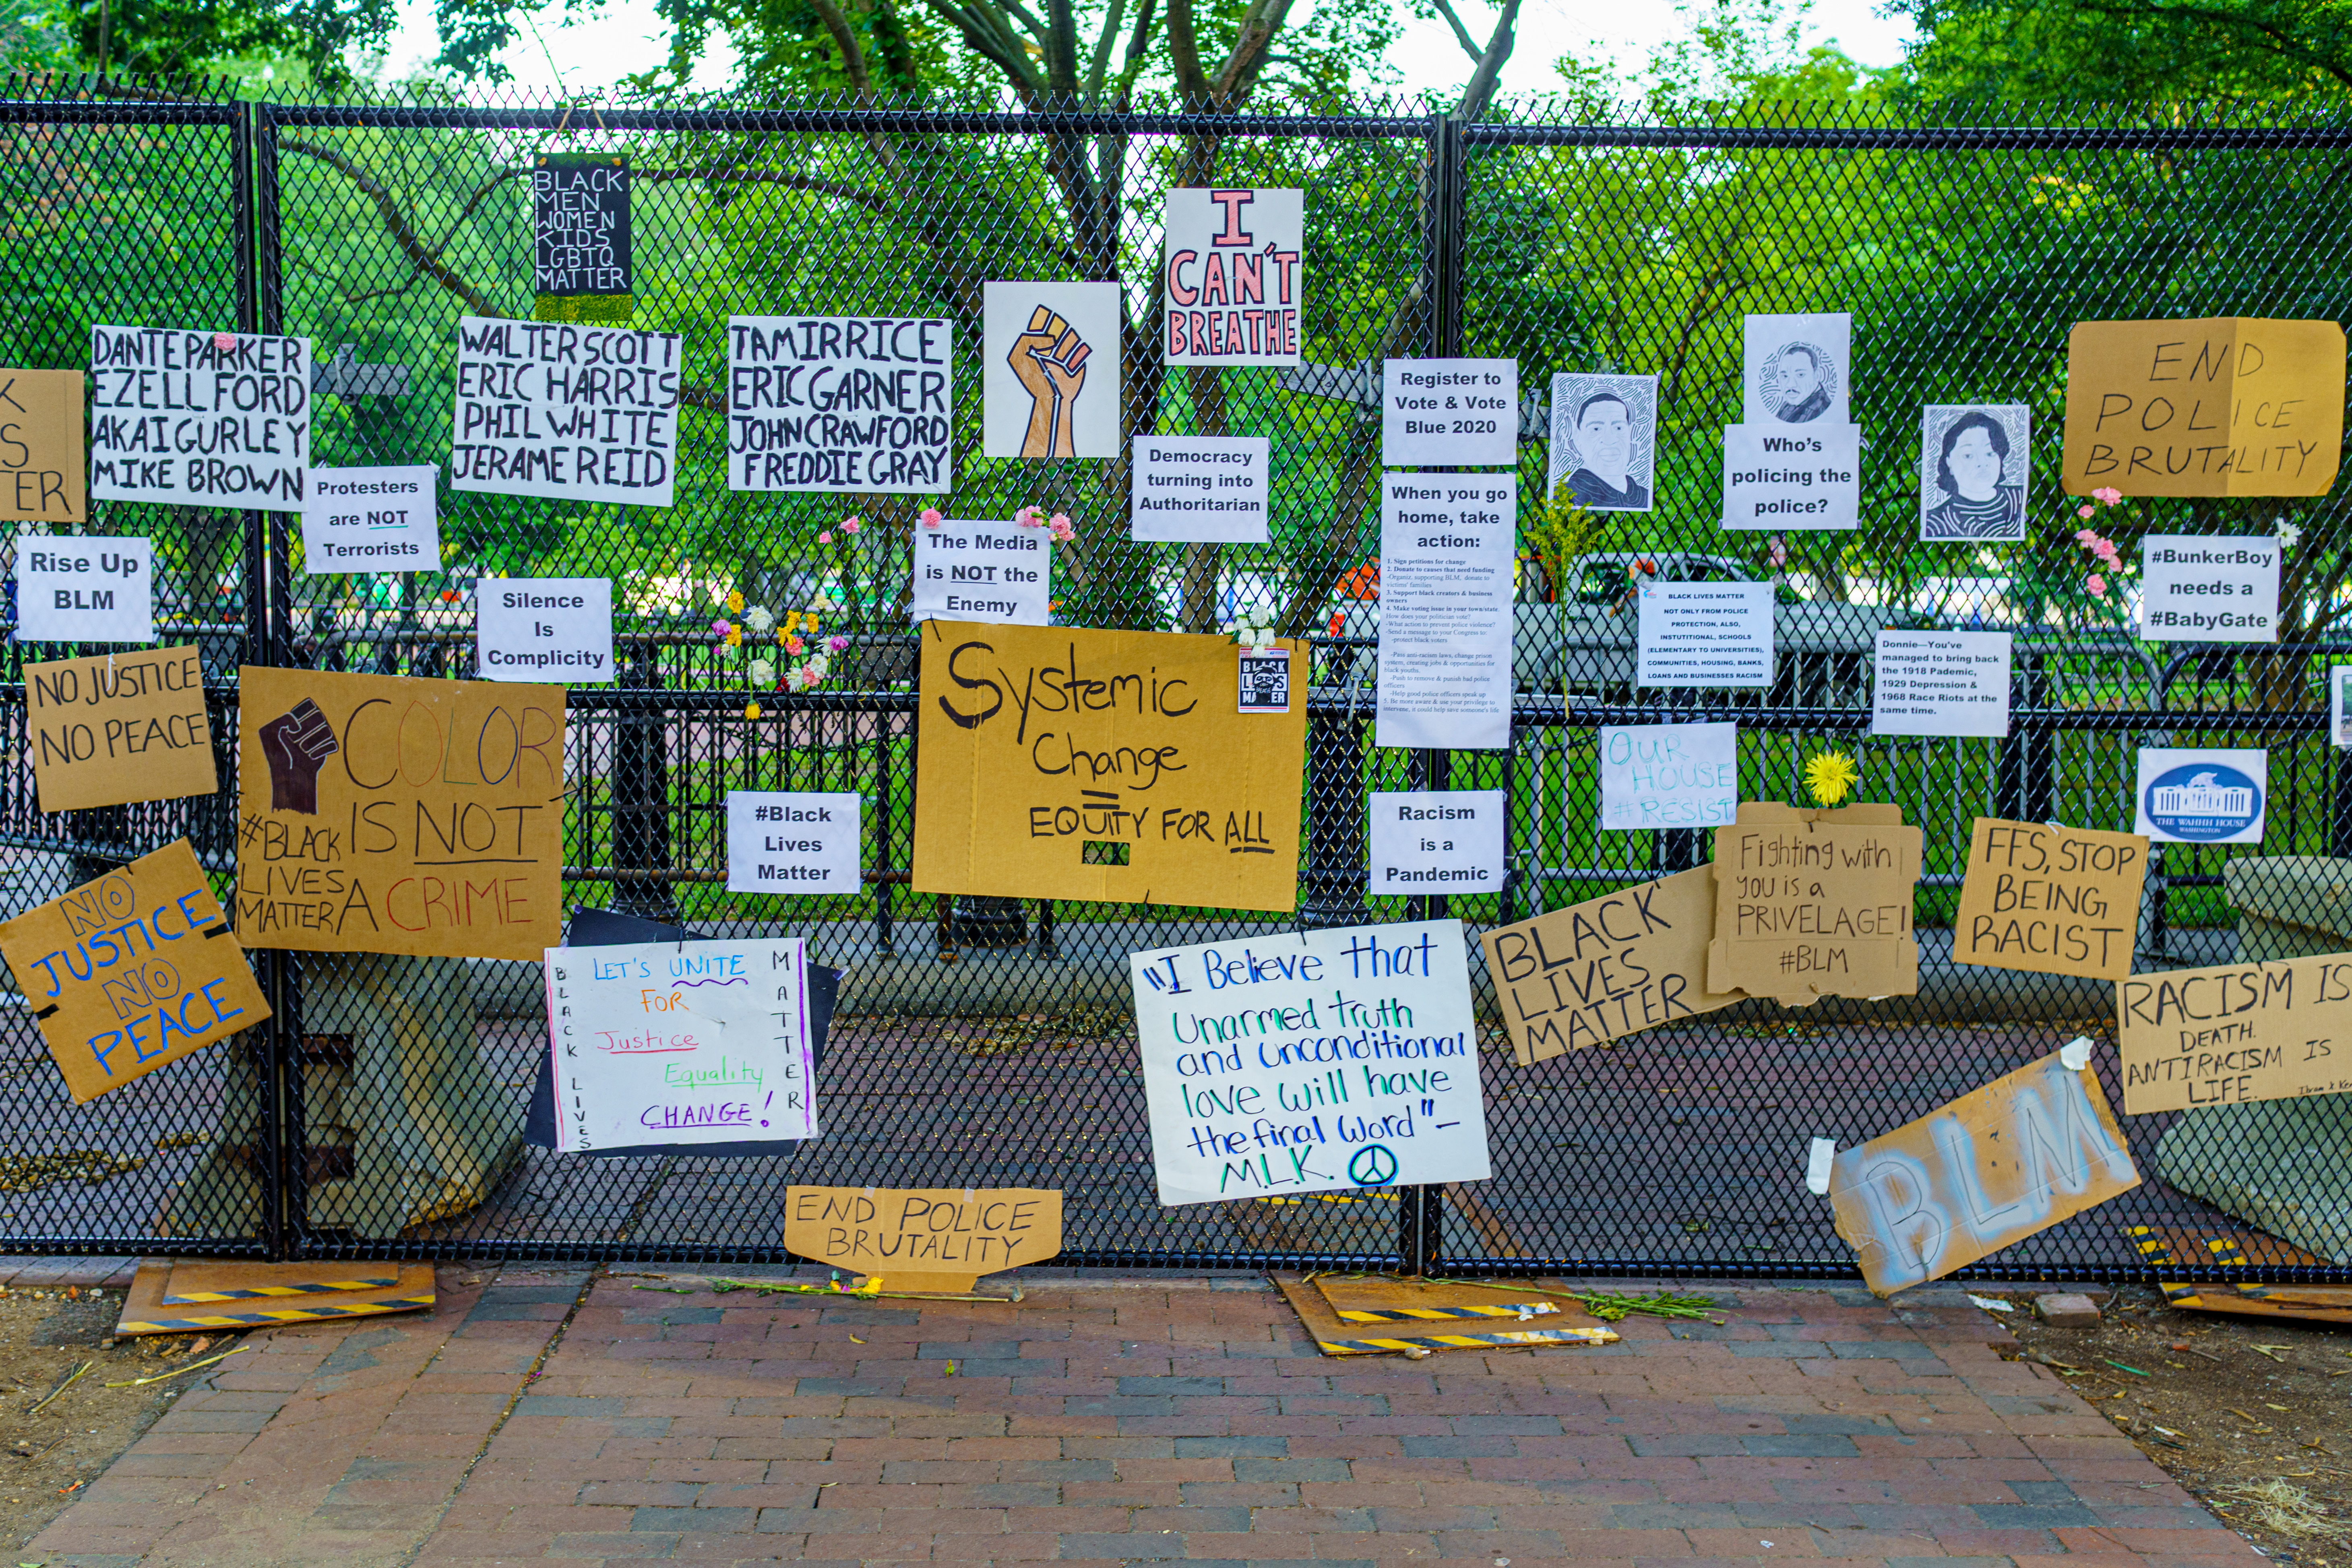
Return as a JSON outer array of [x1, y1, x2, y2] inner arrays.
[[0, 370, 84, 523], [1480, 866, 1743, 1064], [1131, 920, 1489, 1204], [912, 622, 1306, 912], [450, 317, 679, 508], [1162, 188, 1303, 367], [89, 327, 308, 506], [1709, 802, 1921, 1005], [2063, 318, 2345, 496], [727, 316, 950, 492], [544, 937, 817, 1152], [1828, 1048, 2140, 1295], [1953, 818, 2146, 982], [26, 646, 215, 812], [533, 153, 630, 320], [1598, 721, 1737, 830], [2116, 953, 2352, 1112], [0, 840, 269, 1103], [235, 666, 565, 963], [784, 1187, 1062, 1291]]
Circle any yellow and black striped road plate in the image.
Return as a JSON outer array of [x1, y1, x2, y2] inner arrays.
[[117, 1296, 436, 1334], [1333, 1302, 1554, 1323], [1317, 1326, 1618, 1355], [161, 1275, 399, 1304]]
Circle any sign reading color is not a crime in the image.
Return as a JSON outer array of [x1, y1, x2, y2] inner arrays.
[[1953, 817, 2147, 983], [236, 666, 566, 963], [2116, 953, 2352, 1113], [912, 622, 1307, 912], [783, 1187, 1063, 1293], [2063, 318, 2346, 497], [26, 646, 217, 813]]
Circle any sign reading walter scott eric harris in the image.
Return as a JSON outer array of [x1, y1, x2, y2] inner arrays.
[[1132, 920, 1489, 1203], [451, 317, 679, 508]]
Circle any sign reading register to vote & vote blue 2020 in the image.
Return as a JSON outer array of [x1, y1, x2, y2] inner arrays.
[[1131, 921, 1490, 1206]]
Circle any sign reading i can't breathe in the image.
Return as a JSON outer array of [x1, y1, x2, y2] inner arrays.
[[1162, 188, 1303, 367]]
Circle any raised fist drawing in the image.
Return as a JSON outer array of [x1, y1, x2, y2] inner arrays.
[[1009, 304, 1091, 459], [259, 698, 339, 815]]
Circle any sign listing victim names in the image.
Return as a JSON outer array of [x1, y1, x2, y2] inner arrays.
[[451, 317, 680, 508], [727, 316, 951, 493], [89, 326, 310, 507]]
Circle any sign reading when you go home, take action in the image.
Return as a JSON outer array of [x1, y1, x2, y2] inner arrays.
[[88, 327, 310, 508]]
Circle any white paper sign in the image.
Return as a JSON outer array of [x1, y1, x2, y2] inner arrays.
[[1130, 919, 1490, 1205], [1871, 630, 2013, 738], [451, 316, 679, 508], [910, 518, 1050, 625], [1368, 789, 1506, 896], [1744, 313, 1852, 426], [1636, 582, 1773, 688], [1375, 473, 1515, 751], [1599, 721, 1738, 831], [301, 465, 440, 574], [1722, 423, 1860, 531], [1920, 405, 2029, 542], [1162, 188, 1303, 368], [475, 576, 613, 683], [982, 282, 1122, 459], [1131, 435, 1269, 542], [1384, 359, 1517, 467], [2139, 535, 2280, 643], [725, 315, 951, 493], [1548, 373, 1657, 512], [2136, 748, 2268, 845], [2333, 667, 2352, 748], [14, 535, 153, 643], [89, 326, 309, 507], [544, 936, 818, 1152], [726, 791, 862, 895]]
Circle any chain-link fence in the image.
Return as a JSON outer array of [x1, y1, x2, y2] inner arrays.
[[0, 78, 2349, 1280]]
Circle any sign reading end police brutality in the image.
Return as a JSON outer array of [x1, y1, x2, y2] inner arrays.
[[2139, 535, 2280, 642], [89, 327, 309, 506], [451, 317, 679, 508], [726, 316, 951, 493], [1131, 921, 1489, 1204]]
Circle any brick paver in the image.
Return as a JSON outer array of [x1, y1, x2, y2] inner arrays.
[[23, 1271, 2251, 1567]]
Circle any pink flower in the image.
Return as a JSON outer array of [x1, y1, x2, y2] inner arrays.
[[1767, 541, 1787, 568], [1015, 506, 1043, 528], [2077, 504, 2096, 520], [211, 332, 236, 352], [1049, 519, 1075, 542], [920, 508, 943, 529], [2086, 574, 2108, 597], [827, 635, 850, 653], [785, 634, 805, 655], [2094, 542, 2121, 566], [1050, 512, 1071, 533], [817, 531, 833, 545], [711, 618, 732, 634], [841, 517, 861, 535], [2092, 486, 2124, 506]]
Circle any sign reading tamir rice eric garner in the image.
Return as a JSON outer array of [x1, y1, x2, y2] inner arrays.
[[236, 666, 566, 963], [26, 645, 217, 813], [913, 622, 1307, 912], [2062, 318, 2346, 497], [784, 1187, 1062, 1293], [2116, 954, 2352, 1112], [1953, 818, 2147, 983], [1709, 802, 1922, 1005]]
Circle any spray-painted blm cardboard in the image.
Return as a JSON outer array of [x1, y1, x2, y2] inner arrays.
[[912, 622, 1306, 912], [89, 327, 308, 506], [1480, 866, 1744, 1064], [2116, 953, 2352, 1112], [235, 666, 566, 962], [26, 646, 216, 812], [1828, 1050, 2140, 1295], [2062, 318, 2345, 497], [1953, 817, 2147, 982], [1709, 802, 1921, 1005], [0, 370, 84, 523], [0, 840, 270, 1103], [784, 1187, 1062, 1292]]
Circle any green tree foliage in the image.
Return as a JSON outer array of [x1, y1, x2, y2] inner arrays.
[[1891, 0, 2352, 101]]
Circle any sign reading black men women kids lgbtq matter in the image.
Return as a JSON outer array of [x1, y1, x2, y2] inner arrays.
[[89, 327, 309, 507], [1131, 920, 1489, 1203], [14, 535, 152, 643], [1376, 474, 1514, 751], [725, 791, 862, 895], [533, 154, 630, 317], [451, 317, 680, 508], [474, 578, 613, 684], [726, 316, 951, 493], [1130, 436, 1269, 543], [909, 518, 1050, 626], [301, 466, 440, 574]]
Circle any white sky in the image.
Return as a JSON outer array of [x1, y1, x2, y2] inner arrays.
[[375, 0, 1914, 97]]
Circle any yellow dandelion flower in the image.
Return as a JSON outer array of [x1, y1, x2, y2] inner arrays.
[[1803, 750, 1859, 807], [744, 702, 762, 720], [725, 628, 742, 648], [726, 589, 744, 613]]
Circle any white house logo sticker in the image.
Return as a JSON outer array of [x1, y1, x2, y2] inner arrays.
[[2143, 764, 2261, 842]]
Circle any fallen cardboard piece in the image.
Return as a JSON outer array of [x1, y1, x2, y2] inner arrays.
[[160, 1258, 400, 1304], [2124, 1225, 2352, 1324], [116, 1259, 435, 1336], [1273, 1273, 1618, 1356], [1709, 801, 1921, 1006], [784, 1185, 1061, 1294]]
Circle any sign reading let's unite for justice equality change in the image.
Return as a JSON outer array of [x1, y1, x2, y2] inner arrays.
[[452, 318, 680, 508], [89, 327, 309, 506]]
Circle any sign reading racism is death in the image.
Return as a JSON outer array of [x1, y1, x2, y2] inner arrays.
[[2063, 318, 2346, 497], [912, 622, 1307, 912], [26, 646, 216, 813], [0, 839, 270, 1103], [89, 327, 310, 506], [1953, 817, 2147, 982], [2116, 952, 2352, 1112], [236, 666, 566, 963], [784, 1186, 1063, 1293]]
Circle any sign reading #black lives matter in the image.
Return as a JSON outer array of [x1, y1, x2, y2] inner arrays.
[[451, 318, 679, 509], [727, 316, 951, 493], [89, 327, 309, 507]]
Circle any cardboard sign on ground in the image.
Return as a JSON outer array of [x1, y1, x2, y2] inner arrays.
[[235, 666, 566, 962], [2063, 318, 2346, 496], [1480, 866, 1744, 1064], [116, 1259, 434, 1336], [913, 622, 1306, 911], [1828, 1049, 2141, 1295], [0, 369, 85, 523], [25, 645, 217, 813], [783, 1186, 1062, 1292], [2116, 952, 2352, 1112], [1952, 817, 2147, 982], [0, 840, 270, 1103], [1707, 802, 1922, 1005]]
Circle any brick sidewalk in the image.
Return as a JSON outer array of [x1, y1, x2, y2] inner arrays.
[[27, 1268, 2251, 1567]]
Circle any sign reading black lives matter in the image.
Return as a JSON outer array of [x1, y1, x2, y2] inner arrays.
[[726, 316, 951, 493], [533, 154, 630, 303], [451, 317, 680, 508], [89, 327, 309, 506]]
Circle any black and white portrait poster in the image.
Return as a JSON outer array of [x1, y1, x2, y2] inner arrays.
[[1743, 314, 1851, 427], [89, 326, 309, 506], [450, 316, 680, 508], [726, 316, 951, 493], [1919, 404, 2030, 542], [1546, 372, 1657, 512], [982, 282, 1121, 459]]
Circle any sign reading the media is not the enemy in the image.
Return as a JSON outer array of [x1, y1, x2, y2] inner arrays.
[[1130, 435, 1269, 542], [2063, 318, 2346, 497], [450, 317, 679, 508], [0, 370, 85, 523], [909, 518, 1050, 626], [725, 791, 862, 895], [726, 316, 951, 493], [14, 535, 153, 644], [301, 465, 439, 574], [1162, 188, 1304, 367], [26, 646, 216, 813], [474, 577, 613, 684], [2138, 535, 2280, 642], [89, 327, 309, 507], [1367, 789, 1504, 897]]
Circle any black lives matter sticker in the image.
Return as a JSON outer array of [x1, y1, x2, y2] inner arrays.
[[1238, 650, 1291, 713]]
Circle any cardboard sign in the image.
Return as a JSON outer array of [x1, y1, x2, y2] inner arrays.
[[450, 317, 678, 507], [1708, 802, 1922, 1005], [235, 666, 566, 962], [0, 370, 85, 523], [0, 840, 270, 1103], [2139, 535, 2280, 642], [1953, 818, 2146, 982], [725, 315, 951, 493], [1828, 1049, 2140, 1295], [2117, 953, 2352, 1112], [89, 327, 308, 506], [1131, 920, 1489, 1204], [1162, 188, 1304, 367], [912, 622, 1306, 912], [15, 535, 152, 643], [2063, 318, 2345, 496], [25, 646, 216, 812], [1479, 865, 1744, 1064], [1384, 359, 1517, 467], [784, 1186, 1062, 1291]]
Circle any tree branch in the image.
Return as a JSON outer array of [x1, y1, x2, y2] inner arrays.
[[1454, 0, 1520, 122], [1423, 0, 1485, 63]]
